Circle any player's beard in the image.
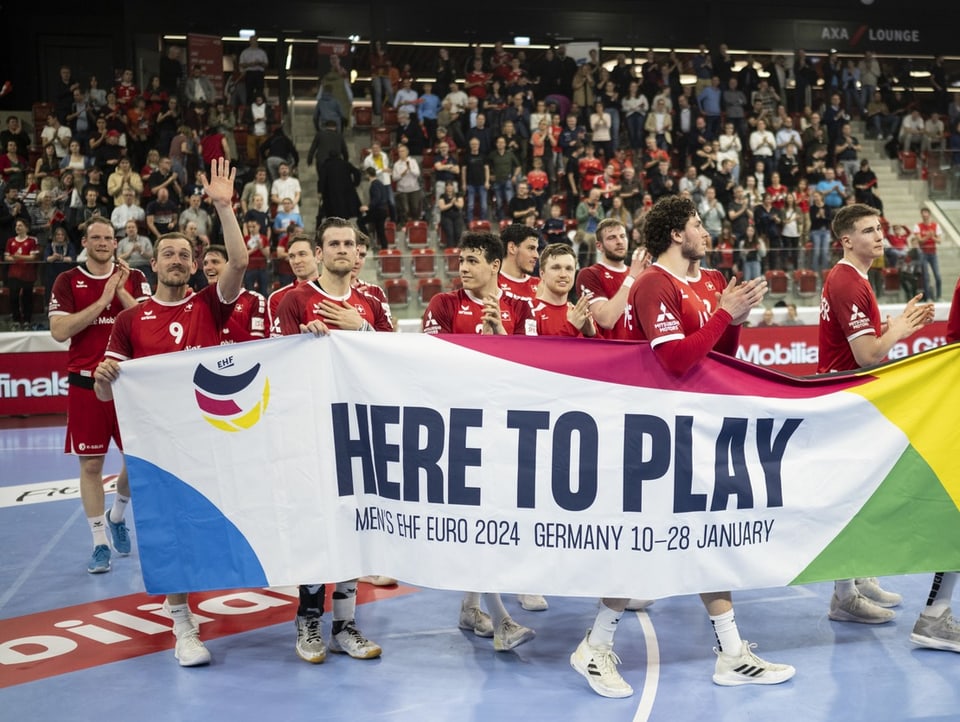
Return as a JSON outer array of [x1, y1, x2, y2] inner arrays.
[[680, 236, 706, 262]]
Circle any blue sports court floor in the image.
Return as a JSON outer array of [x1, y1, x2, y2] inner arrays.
[[3, 417, 959, 721]]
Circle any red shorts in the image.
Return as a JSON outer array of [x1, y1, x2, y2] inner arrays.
[[64, 383, 123, 456]]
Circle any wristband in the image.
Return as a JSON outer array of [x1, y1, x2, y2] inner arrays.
[[622, 276, 636, 289]]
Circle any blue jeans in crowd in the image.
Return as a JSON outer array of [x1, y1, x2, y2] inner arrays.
[[921, 251, 942, 301], [491, 179, 514, 221], [810, 228, 832, 275], [466, 184, 488, 223]]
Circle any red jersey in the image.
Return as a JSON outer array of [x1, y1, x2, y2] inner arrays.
[[913, 221, 940, 254], [766, 183, 788, 209], [578, 157, 604, 193], [817, 260, 881, 373], [5, 236, 40, 282], [267, 280, 308, 336], [422, 288, 536, 335], [498, 272, 540, 301], [354, 280, 393, 326], [630, 265, 712, 348], [244, 233, 269, 270], [275, 281, 392, 336], [465, 71, 490, 99], [527, 169, 549, 193], [221, 289, 267, 343], [49, 265, 151, 373], [947, 278, 960, 343], [576, 262, 634, 340], [114, 83, 138, 107], [106, 285, 236, 360], [686, 265, 740, 356], [532, 299, 583, 337]]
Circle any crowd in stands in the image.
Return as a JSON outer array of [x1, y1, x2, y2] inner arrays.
[[1, 40, 956, 329]]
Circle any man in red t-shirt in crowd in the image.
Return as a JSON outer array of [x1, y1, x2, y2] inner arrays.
[[49, 217, 151, 574], [94, 158, 247, 669], [572, 196, 790, 699], [498, 223, 540, 302], [575, 218, 645, 340], [202, 244, 267, 343], [817, 204, 941, 637], [912, 207, 943, 301], [532, 243, 595, 338]]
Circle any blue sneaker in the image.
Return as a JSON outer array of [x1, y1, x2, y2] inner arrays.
[[87, 544, 111, 574], [105, 514, 131, 555]]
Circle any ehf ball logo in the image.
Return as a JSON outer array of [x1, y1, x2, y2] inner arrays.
[[193, 361, 270, 432]]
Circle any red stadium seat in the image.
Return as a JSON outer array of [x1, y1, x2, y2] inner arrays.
[[382, 106, 399, 128], [378, 248, 403, 277], [384, 278, 409, 308], [793, 269, 818, 297], [499, 219, 511, 233], [383, 220, 397, 247], [764, 270, 789, 297], [411, 247, 436, 278], [882, 267, 901, 296], [448, 276, 463, 292], [899, 151, 918, 177], [417, 277, 444, 305], [405, 220, 428, 247], [353, 105, 373, 129], [372, 127, 392, 149], [443, 247, 460, 276], [469, 220, 491, 232]]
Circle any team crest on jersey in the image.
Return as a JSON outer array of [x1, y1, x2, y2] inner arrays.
[[192, 359, 270, 432]]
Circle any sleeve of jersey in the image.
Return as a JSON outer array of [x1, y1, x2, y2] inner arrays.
[[104, 311, 133, 361], [715, 322, 742, 356], [513, 298, 537, 335], [129, 269, 152, 301], [48, 273, 74, 315], [837, 280, 878, 341], [371, 298, 394, 332], [576, 267, 606, 301], [422, 295, 453, 334], [276, 292, 303, 336], [249, 293, 267, 338], [652, 310, 734, 376], [947, 279, 960, 344]]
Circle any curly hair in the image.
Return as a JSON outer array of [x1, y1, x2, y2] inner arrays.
[[640, 196, 698, 258], [459, 231, 504, 264]]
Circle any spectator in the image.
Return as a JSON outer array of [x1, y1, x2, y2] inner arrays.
[[391, 143, 422, 225]]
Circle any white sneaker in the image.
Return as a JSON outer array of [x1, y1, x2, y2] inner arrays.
[[493, 618, 535, 652], [174, 628, 211, 667], [911, 607, 960, 652], [359, 575, 397, 586], [458, 602, 494, 637], [518, 594, 548, 611], [329, 622, 382, 659], [625, 599, 654, 611], [712, 641, 795, 686], [570, 629, 633, 698], [855, 577, 902, 607], [294, 614, 326, 663], [828, 591, 896, 624]]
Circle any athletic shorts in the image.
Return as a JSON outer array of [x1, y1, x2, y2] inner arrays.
[[64, 382, 123, 456]]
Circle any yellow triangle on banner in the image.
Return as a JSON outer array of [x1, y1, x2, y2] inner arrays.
[[845, 344, 960, 508]]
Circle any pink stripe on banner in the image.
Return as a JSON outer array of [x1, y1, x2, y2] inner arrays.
[[194, 390, 244, 416], [434, 336, 871, 399]]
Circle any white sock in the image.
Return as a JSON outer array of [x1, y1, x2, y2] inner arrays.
[[108, 494, 130, 524], [923, 572, 959, 618], [482, 593, 508, 628], [88, 515, 108, 546], [332, 581, 357, 622], [834, 579, 857, 600], [588, 602, 624, 648], [167, 603, 194, 635], [462, 592, 481, 608], [710, 610, 742, 656]]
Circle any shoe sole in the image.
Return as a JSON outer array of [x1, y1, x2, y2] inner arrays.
[[296, 649, 326, 664], [828, 609, 895, 624], [909, 633, 960, 653], [518, 596, 549, 611], [569, 654, 634, 698], [494, 628, 535, 652], [328, 645, 382, 659], [458, 619, 494, 638], [87, 566, 110, 574], [712, 668, 796, 686], [175, 651, 212, 667]]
